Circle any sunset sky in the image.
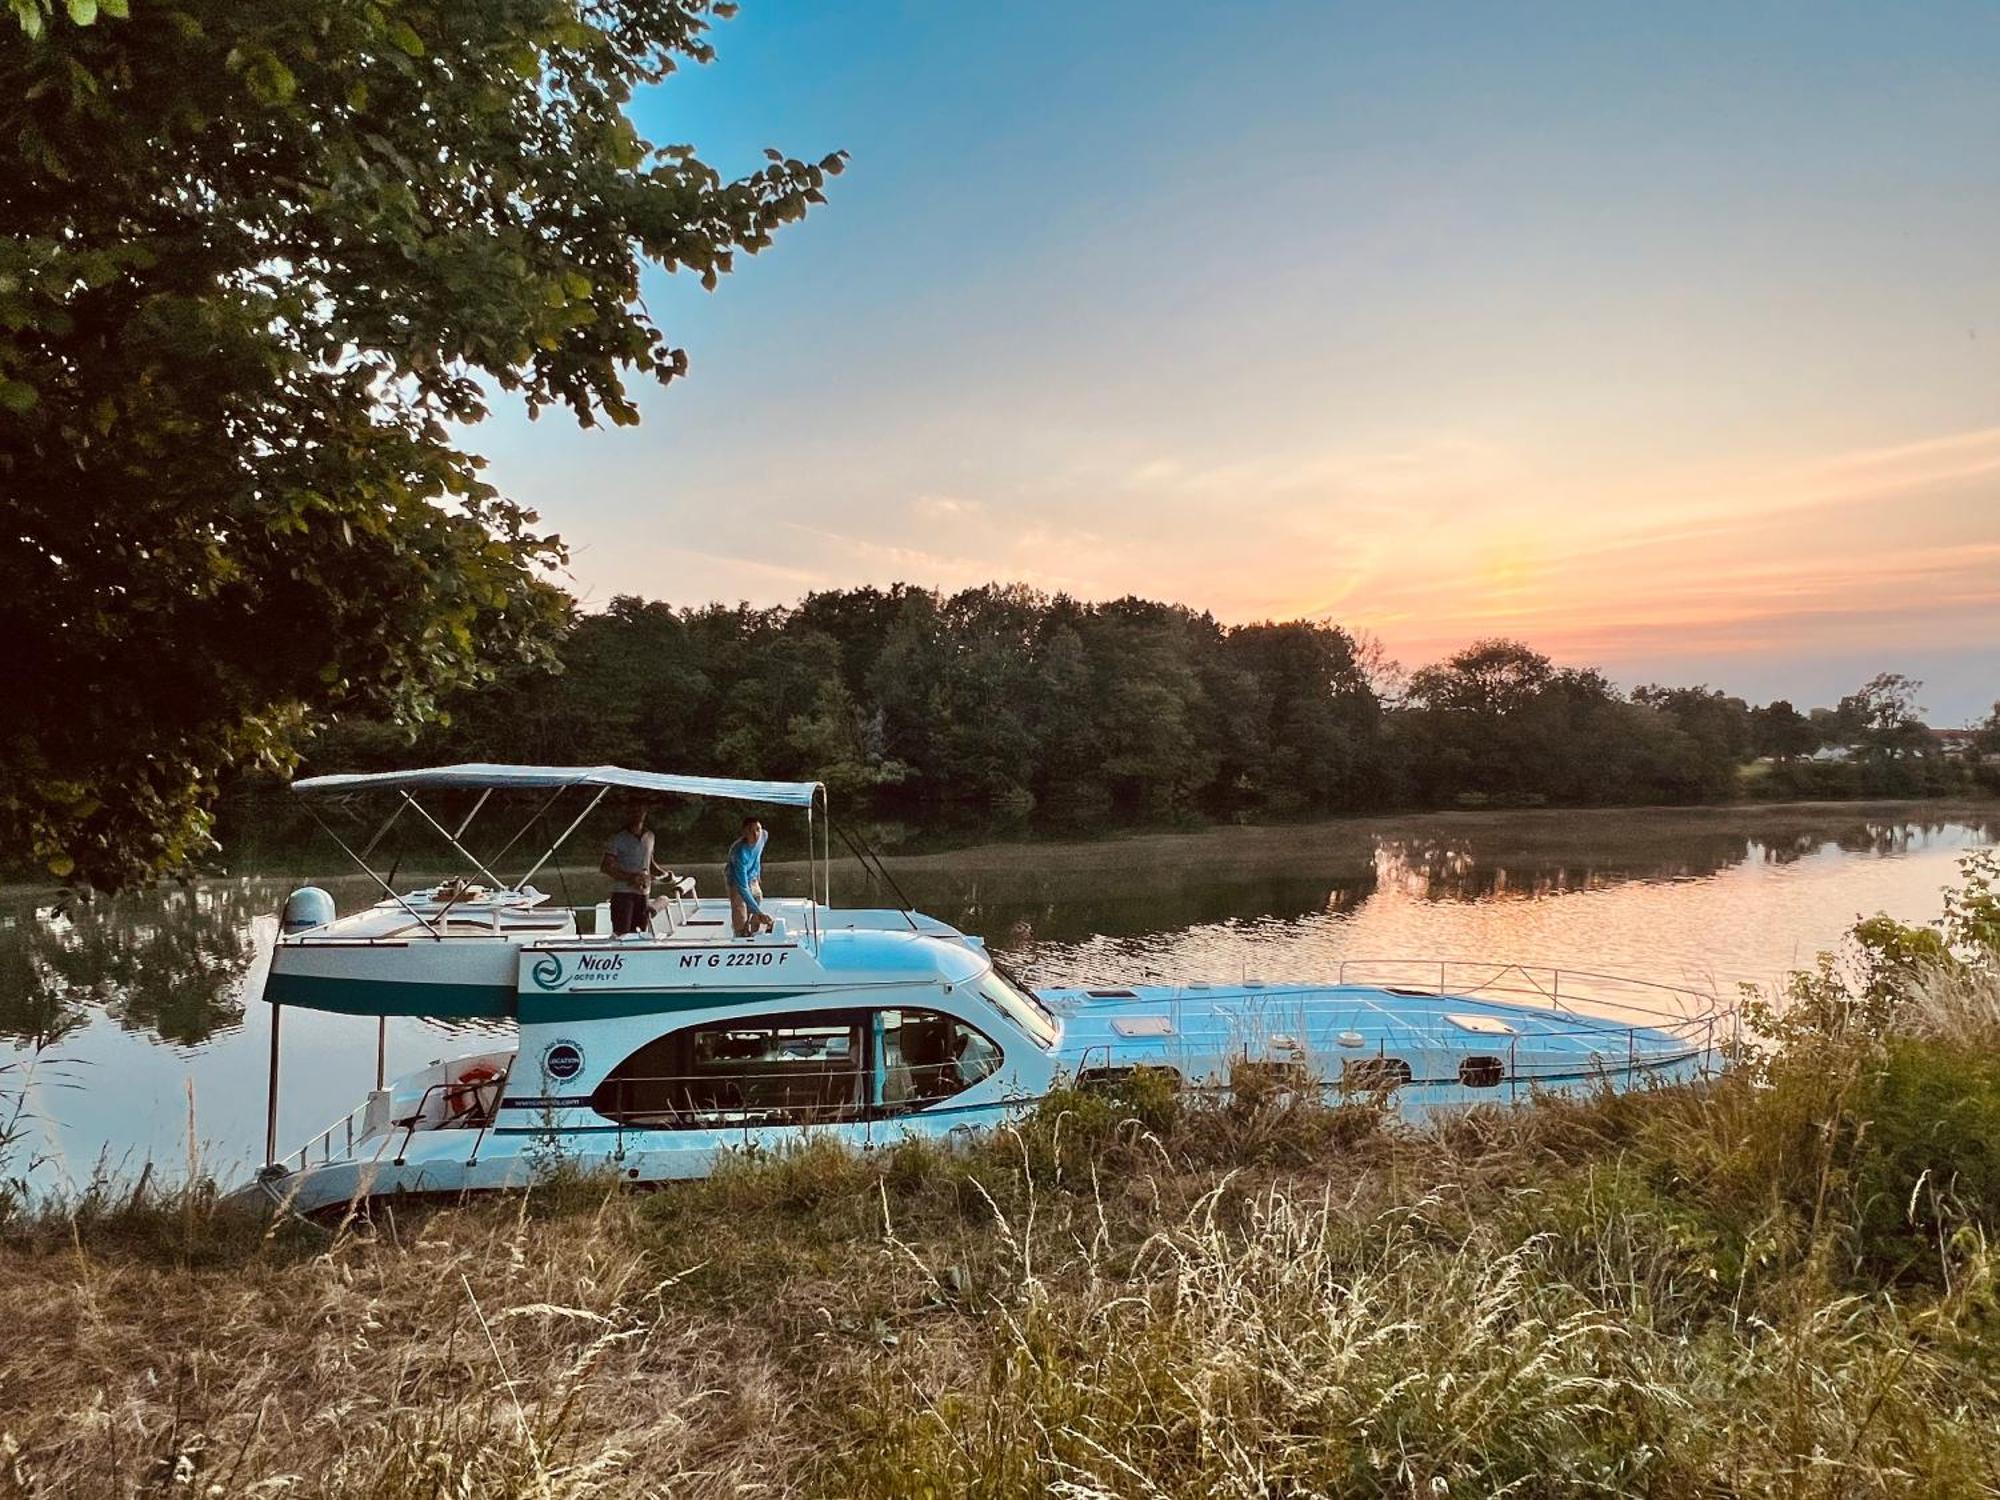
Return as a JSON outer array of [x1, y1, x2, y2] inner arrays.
[[480, 0, 2000, 722]]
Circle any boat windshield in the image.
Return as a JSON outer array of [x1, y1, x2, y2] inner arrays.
[[974, 962, 1061, 1050]]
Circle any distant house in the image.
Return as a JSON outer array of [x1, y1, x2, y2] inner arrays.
[[1932, 726, 1999, 765], [1805, 745, 1854, 764]]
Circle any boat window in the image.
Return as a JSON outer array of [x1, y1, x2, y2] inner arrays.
[[1458, 1055, 1506, 1088], [973, 962, 1061, 1050], [590, 1009, 867, 1129], [877, 1009, 1002, 1113], [1341, 1056, 1413, 1094]]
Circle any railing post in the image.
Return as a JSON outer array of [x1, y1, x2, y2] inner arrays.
[[264, 1002, 282, 1168]]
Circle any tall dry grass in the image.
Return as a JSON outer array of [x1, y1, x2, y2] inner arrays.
[[6, 1058, 1997, 1498], [4, 855, 1998, 1496]]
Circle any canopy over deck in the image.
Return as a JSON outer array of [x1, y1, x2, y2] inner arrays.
[[293, 763, 823, 808]]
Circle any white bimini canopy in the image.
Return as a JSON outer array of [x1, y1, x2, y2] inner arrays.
[[292, 763, 823, 808]]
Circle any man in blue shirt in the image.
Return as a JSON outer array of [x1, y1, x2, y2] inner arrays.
[[725, 814, 773, 936]]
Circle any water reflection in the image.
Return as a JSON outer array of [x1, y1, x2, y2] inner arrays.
[[0, 808, 1992, 1182], [3, 812, 1994, 1050], [876, 868, 1373, 949], [0, 884, 261, 1049], [891, 813, 2000, 944], [1007, 817, 1998, 995]]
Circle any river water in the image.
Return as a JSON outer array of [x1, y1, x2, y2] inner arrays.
[[3, 802, 1992, 1190]]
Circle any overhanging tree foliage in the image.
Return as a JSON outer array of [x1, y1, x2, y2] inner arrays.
[[0, 0, 840, 886]]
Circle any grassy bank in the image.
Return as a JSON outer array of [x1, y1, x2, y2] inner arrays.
[[4, 865, 1999, 1497]]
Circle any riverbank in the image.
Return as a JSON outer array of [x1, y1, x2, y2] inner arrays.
[[4, 1030, 1996, 1494], [4, 885, 1998, 1496]]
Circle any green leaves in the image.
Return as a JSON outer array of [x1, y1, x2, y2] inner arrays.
[[7, 0, 123, 34], [1, 0, 836, 887], [384, 17, 423, 57]]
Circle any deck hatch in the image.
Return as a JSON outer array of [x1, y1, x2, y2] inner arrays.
[[1445, 1013, 1518, 1036], [1110, 1015, 1174, 1038]]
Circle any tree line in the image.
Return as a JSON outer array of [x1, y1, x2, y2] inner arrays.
[[279, 585, 2000, 847]]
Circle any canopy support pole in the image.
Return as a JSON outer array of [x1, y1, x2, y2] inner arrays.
[[517, 787, 609, 889], [488, 784, 574, 874], [300, 802, 441, 938], [807, 797, 817, 952], [451, 788, 493, 842], [265, 1002, 282, 1169], [815, 786, 831, 951], [356, 798, 411, 864], [834, 821, 920, 933], [400, 791, 507, 889], [376, 1016, 387, 1091]]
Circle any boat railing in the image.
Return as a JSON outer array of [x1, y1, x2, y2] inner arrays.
[[288, 1097, 376, 1172], [383, 1077, 511, 1164], [1117, 959, 1733, 1059], [1323, 957, 1724, 1025], [283, 1066, 511, 1171]]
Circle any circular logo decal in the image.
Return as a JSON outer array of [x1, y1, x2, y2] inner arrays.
[[531, 955, 565, 989], [542, 1041, 585, 1082]]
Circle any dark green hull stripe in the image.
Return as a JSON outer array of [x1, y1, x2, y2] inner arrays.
[[265, 972, 516, 1019]]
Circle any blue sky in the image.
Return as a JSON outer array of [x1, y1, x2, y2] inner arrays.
[[477, 1, 2000, 721]]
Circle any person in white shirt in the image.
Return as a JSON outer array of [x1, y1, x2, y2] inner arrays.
[[600, 803, 661, 935]]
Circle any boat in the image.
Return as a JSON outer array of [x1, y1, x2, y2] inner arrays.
[[238, 764, 1734, 1214]]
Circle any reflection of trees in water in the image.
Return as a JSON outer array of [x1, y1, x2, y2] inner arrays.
[[0, 885, 260, 1049], [883, 869, 1377, 947], [1375, 817, 2000, 897], [1747, 819, 2000, 864], [1371, 837, 1755, 901], [881, 814, 1999, 940], [1824, 817, 2000, 857]]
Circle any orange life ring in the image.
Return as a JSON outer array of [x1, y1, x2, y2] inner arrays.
[[445, 1062, 503, 1118]]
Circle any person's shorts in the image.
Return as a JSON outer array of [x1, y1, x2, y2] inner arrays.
[[609, 890, 649, 935], [728, 882, 767, 935]]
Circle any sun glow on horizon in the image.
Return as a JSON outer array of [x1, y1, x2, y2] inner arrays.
[[478, 0, 2000, 719]]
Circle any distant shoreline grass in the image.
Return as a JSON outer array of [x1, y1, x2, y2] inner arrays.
[[4, 856, 1997, 1496]]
